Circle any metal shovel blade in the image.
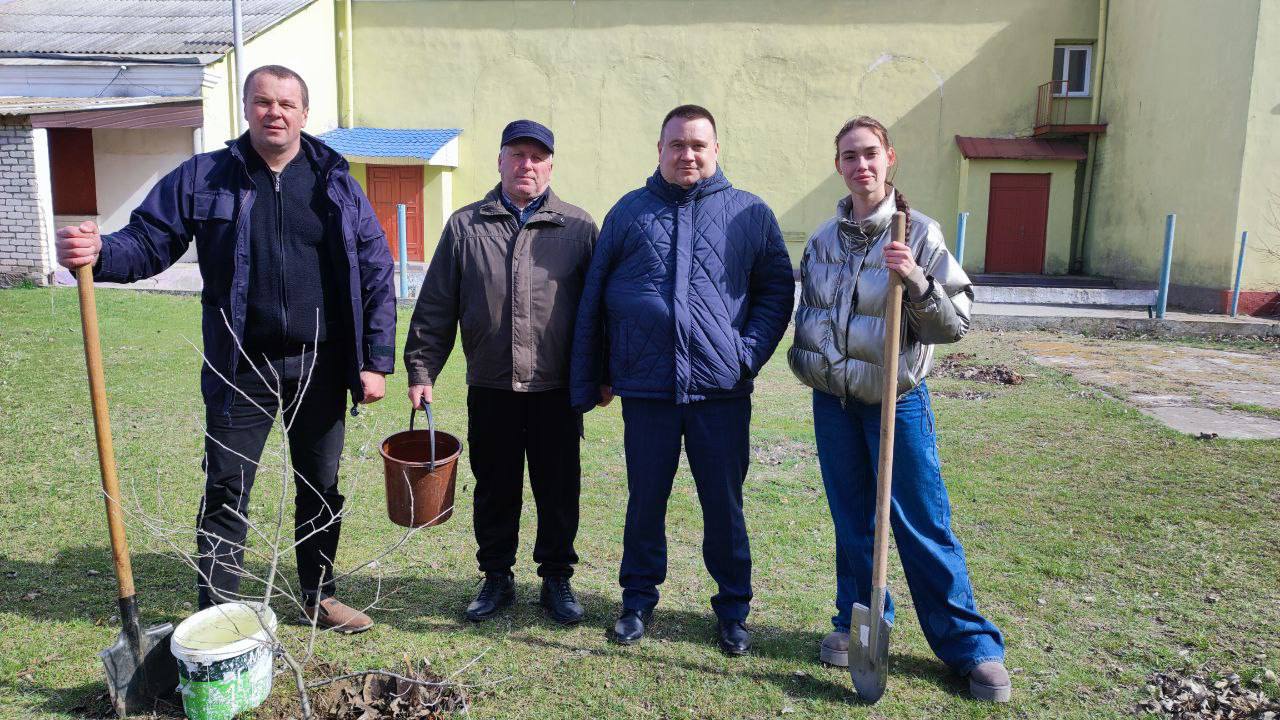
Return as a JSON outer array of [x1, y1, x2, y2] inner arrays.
[[849, 601, 892, 703], [100, 616, 177, 717]]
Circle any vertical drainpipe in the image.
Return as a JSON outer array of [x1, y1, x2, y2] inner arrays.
[[1070, 0, 1108, 274], [337, 0, 355, 128]]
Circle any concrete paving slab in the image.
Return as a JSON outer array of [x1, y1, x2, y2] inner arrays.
[[1135, 406, 1280, 440], [1020, 336, 1280, 440]]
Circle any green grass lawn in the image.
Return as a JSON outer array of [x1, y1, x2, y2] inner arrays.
[[0, 286, 1277, 719]]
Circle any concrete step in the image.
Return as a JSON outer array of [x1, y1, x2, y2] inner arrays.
[[972, 285, 1157, 307], [971, 273, 1115, 288]]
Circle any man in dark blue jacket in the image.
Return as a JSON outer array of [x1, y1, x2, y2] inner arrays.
[[570, 105, 794, 654], [55, 65, 395, 633]]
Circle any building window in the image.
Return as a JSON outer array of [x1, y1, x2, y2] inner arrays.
[[1052, 44, 1092, 97]]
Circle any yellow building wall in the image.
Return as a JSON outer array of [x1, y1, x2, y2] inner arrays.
[[201, 0, 339, 148], [350, 0, 1098, 260], [1084, 0, 1259, 291], [961, 159, 1078, 275], [1235, 0, 1280, 292]]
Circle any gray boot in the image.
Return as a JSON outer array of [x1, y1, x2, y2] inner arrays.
[[968, 661, 1012, 702], [819, 630, 850, 667]]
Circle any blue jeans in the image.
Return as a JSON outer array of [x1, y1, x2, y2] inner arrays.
[[812, 384, 1004, 674], [618, 397, 753, 622]]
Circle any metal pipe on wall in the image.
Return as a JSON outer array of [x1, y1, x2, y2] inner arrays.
[[1231, 231, 1248, 317], [398, 204, 408, 298], [955, 212, 969, 266], [1155, 214, 1175, 319]]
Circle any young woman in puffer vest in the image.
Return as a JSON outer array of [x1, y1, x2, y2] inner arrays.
[[787, 116, 1010, 703]]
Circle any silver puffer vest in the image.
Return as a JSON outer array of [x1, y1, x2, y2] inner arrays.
[[787, 191, 973, 404]]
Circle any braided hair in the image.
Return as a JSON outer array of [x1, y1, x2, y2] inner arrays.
[[834, 115, 911, 241]]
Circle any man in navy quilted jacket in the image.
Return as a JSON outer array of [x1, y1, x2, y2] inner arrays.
[[570, 105, 794, 654]]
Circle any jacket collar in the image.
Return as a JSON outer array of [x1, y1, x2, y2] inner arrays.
[[836, 188, 897, 238], [226, 131, 348, 178], [479, 184, 568, 227], [645, 166, 732, 205]]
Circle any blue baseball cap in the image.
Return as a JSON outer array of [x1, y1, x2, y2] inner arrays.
[[501, 119, 554, 154]]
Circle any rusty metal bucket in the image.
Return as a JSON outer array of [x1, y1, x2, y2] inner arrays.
[[380, 404, 462, 528]]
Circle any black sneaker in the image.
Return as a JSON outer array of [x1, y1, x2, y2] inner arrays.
[[539, 577, 584, 625], [464, 574, 514, 622]]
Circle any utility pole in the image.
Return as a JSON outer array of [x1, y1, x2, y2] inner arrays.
[[232, 0, 246, 134]]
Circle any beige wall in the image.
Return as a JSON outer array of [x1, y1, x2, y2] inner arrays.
[[960, 159, 1078, 275], [1235, 0, 1280, 292], [350, 0, 1097, 259], [202, 0, 339, 148], [92, 128, 194, 235], [1084, 0, 1259, 291]]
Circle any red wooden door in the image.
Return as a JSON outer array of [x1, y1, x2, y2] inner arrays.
[[984, 173, 1050, 273], [367, 165, 425, 262]]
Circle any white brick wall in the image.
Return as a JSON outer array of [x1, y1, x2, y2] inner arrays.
[[0, 116, 52, 284]]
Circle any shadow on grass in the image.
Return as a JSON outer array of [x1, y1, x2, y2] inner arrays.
[[367, 573, 969, 703], [0, 549, 971, 709]]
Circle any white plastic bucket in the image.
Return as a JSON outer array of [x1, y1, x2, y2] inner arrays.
[[170, 602, 277, 720]]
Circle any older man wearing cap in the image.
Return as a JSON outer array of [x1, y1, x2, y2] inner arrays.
[[405, 120, 598, 623]]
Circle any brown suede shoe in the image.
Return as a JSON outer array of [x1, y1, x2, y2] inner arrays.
[[300, 597, 373, 634], [968, 661, 1012, 702]]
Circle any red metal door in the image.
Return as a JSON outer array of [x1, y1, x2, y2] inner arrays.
[[367, 165, 425, 262], [984, 173, 1050, 273]]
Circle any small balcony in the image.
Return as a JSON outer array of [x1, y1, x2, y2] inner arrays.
[[1034, 81, 1107, 137]]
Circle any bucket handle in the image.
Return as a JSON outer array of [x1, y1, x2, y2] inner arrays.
[[410, 401, 437, 471]]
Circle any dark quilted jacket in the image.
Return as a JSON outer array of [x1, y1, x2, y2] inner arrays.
[[570, 168, 794, 410]]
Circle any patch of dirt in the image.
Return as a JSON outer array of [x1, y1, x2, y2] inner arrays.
[[1136, 668, 1279, 719], [258, 661, 468, 719], [931, 389, 993, 401], [751, 439, 816, 466], [933, 355, 1024, 385]]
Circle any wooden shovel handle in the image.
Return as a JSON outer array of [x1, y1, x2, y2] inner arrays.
[[871, 212, 906, 592], [77, 265, 136, 601]]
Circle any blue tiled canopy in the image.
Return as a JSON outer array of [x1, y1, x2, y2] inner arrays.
[[317, 127, 462, 160]]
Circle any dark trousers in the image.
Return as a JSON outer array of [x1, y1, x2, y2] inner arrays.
[[466, 386, 581, 578], [619, 396, 753, 622], [196, 344, 347, 609]]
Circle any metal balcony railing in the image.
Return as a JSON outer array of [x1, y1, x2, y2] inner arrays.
[[1034, 80, 1073, 130]]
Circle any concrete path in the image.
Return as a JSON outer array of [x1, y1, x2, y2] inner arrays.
[[972, 302, 1280, 338], [1020, 336, 1280, 439]]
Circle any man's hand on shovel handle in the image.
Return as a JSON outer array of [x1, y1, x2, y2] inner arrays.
[[56, 221, 101, 270]]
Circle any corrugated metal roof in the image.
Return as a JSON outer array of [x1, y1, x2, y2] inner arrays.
[[318, 128, 463, 161], [0, 0, 315, 56], [0, 95, 200, 115], [955, 135, 1087, 161]]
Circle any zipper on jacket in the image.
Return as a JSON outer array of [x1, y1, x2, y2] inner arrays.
[[272, 168, 288, 344]]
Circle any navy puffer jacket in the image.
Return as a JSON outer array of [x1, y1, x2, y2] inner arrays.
[[570, 168, 794, 410]]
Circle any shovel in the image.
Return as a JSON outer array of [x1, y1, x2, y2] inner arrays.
[[849, 211, 907, 703], [75, 265, 178, 717]]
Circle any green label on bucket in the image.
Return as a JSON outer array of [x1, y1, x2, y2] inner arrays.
[[177, 645, 272, 720]]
